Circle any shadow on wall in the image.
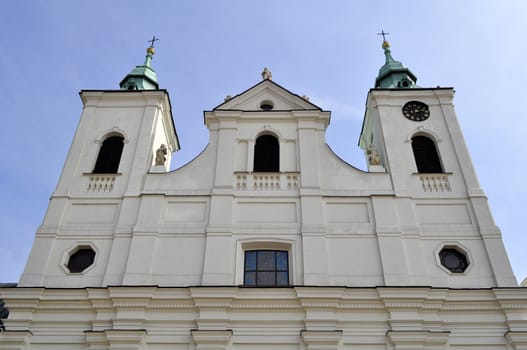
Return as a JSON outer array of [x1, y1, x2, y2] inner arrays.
[[0, 283, 15, 332]]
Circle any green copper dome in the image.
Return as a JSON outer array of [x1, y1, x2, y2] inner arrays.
[[375, 41, 418, 89], [120, 46, 159, 90]]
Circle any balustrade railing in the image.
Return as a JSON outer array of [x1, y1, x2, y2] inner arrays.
[[235, 172, 299, 191], [418, 174, 451, 192], [86, 174, 117, 192]]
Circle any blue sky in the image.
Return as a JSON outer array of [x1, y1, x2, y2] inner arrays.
[[0, 1, 526, 283]]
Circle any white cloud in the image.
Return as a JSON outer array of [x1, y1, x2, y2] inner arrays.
[[309, 95, 364, 122]]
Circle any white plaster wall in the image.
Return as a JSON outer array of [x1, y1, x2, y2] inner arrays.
[[18, 82, 517, 289], [1, 286, 526, 350]]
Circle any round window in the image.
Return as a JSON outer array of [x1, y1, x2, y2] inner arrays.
[[439, 247, 469, 273], [67, 247, 96, 273], [260, 100, 274, 111]]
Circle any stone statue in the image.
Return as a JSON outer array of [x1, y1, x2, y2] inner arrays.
[[261, 67, 272, 80], [155, 144, 167, 166], [367, 144, 381, 166]]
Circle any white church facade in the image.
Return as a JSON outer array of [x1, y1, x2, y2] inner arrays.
[[1, 41, 526, 350]]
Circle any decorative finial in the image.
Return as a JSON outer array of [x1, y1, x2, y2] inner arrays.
[[148, 36, 159, 48], [377, 30, 389, 42], [119, 38, 160, 90], [374, 29, 418, 89], [377, 30, 390, 48], [261, 67, 272, 80], [147, 36, 159, 55]]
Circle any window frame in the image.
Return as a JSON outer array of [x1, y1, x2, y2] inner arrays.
[[244, 250, 289, 287], [434, 242, 472, 275], [60, 242, 98, 275], [236, 240, 295, 286]]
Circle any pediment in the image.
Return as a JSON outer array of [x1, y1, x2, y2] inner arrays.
[[213, 79, 322, 111]]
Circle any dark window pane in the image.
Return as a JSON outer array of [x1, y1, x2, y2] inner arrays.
[[244, 271, 256, 286], [439, 248, 468, 273], [67, 248, 96, 273], [254, 135, 279, 172], [245, 251, 256, 270], [243, 250, 290, 287], [257, 251, 275, 270], [257, 271, 275, 286], [276, 272, 289, 286], [276, 251, 288, 270], [93, 136, 124, 173], [443, 254, 460, 268], [412, 136, 442, 173]]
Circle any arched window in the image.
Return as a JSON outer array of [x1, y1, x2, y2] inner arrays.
[[253, 134, 279, 172], [411, 135, 443, 173], [93, 135, 124, 173]]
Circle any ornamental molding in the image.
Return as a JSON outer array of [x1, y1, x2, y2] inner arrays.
[[405, 126, 442, 143], [2, 287, 525, 314], [387, 330, 450, 345], [337, 303, 385, 310], [384, 302, 429, 308], [2, 303, 38, 309], [441, 303, 501, 311], [35, 303, 93, 310], [95, 127, 129, 144], [112, 302, 150, 308], [90, 302, 113, 309], [0, 330, 33, 348], [496, 303, 527, 310], [6, 300, 512, 312], [231, 303, 300, 309], [300, 302, 341, 308], [191, 329, 233, 349], [85, 329, 148, 350], [148, 302, 195, 309], [505, 331, 527, 345], [193, 302, 234, 308], [301, 330, 343, 349]]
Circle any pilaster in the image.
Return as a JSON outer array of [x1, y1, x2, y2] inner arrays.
[[386, 330, 450, 350], [86, 328, 149, 349], [0, 331, 32, 350], [191, 330, 233, 350], [103, 329, 147, 350], [301, 330, 342, 350], [506, 331, 527, 350]]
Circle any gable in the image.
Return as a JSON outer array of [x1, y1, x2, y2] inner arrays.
[[213, 79, 323, 111]]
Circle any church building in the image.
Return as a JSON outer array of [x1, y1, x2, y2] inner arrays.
[[1, 39, 526, 350]]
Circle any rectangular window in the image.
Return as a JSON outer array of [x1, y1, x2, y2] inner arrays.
[[244, 250, 289, 286]]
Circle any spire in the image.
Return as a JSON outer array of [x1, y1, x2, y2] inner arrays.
[[374, 37, 418, 89], [120, 37, 160, 90]]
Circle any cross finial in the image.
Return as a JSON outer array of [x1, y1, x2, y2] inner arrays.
[[148, 36, 159, 48], [377, 30, 390, 41]]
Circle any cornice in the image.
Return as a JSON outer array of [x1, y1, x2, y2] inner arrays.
[[1, 286, 525, 313]]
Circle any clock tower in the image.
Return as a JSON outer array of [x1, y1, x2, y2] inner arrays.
[[359, 40, 515, 286]]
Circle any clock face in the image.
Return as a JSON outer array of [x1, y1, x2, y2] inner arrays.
[[402, 101, 430, 121]]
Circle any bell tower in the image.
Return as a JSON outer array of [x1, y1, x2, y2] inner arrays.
[[18, 43, 180, 287], [358, 39, 516, 287]]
